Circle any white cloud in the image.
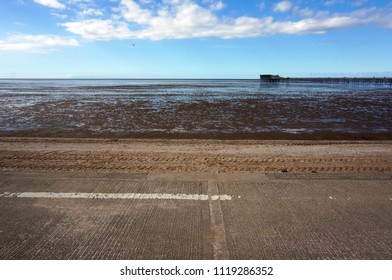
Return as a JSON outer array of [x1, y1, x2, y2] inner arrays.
[[206, 0, 226, 11], [323, 0, 344, 6], [296, 7, 314, 18], [64, 0, 247, 40], [33, 0, 65, 9], [50, 12, 68, 19], [258, 1, 265, 11], [366, 7, 392, 29], [120, 0, 152, 24], [0, 34, 79, 52], [271, 16, 364, 34], [62, 19, 132, 40], [62, 13, 364, 41], [79, 8, 104, 17], [323, 0, 336, 6], [352, 0, 368, 7], [58, 0, 392, 41], [13, 21, 27, 26], [67, 0, 93, 5], [273, 1, 292, 13]]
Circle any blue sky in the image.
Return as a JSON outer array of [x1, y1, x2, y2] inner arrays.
[[1, 0, 392, 78]]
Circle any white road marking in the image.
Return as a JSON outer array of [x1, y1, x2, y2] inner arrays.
[[0, 191, 232, 201], [211, 194, 232, 201]]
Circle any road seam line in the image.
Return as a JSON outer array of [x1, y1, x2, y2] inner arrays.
[[208, 180, 229, 260]]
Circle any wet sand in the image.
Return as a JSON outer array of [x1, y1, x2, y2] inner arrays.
[[2, 86, 392, 140], [1, 137, 391, 173]]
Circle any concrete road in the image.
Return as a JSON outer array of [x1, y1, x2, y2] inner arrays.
[[0, 171, 391, 260]]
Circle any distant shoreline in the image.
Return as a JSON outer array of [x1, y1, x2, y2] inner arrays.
[[1, 76, 392, 80]]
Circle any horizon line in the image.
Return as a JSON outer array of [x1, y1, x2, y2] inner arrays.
[[2, 75, 392, 80]]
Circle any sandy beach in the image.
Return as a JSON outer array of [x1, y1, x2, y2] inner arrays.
[[1, 137, 391, 173]]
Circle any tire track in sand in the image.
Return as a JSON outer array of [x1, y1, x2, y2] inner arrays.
[[1, 149, 391, 173]]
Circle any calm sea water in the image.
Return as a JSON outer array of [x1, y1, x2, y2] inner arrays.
[[1, 79, 392, 138]]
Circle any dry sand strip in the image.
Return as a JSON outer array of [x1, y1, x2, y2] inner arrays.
[[1, 137, 392, 173]]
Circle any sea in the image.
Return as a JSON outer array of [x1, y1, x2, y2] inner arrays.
[[1, 79, 392, 139]]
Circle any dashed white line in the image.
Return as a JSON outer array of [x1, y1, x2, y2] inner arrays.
[[0, 191, 232, 201]]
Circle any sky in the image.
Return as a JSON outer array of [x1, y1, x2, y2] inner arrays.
[[0, 0, 392, 78]]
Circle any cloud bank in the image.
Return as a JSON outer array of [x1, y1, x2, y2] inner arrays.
[[33, 0, 65, 10], [2, 0, 392, 52], [0, 34, 79, 52], [59, 0, 391, 40], [273, 1, 292, 13]]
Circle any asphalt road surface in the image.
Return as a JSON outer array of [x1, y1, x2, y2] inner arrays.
[[1, 171, 391, 260]]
